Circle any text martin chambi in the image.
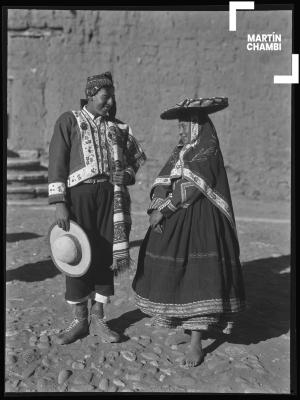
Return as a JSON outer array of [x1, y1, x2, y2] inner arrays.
[[247, 33, 282, 51]]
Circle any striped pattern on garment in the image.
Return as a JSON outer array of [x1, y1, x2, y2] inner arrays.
[[145, 313, 236, 333], [148, 197, 165, 212], [109, 124, 133, 275], [134, 293, 246, 318]]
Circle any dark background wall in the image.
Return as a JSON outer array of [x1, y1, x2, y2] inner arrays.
[[7, 9, 292, 202]]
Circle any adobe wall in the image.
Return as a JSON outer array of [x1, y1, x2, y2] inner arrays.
[[7, 9, 292, 201]]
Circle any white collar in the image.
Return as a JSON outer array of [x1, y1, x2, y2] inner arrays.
[[83, 105, 103, 122]]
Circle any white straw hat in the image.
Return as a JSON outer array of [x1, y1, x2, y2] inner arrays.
[[48, 221, 91, 277]]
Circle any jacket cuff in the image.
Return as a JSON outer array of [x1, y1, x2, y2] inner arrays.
[[48, 182, 67, 204], [157, 197, 178, 218]]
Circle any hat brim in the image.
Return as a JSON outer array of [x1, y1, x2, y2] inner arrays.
[[48, 221, 91, 277], [160, 103, 228, 120]]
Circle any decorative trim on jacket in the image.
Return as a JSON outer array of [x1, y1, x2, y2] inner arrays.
[[48, 110, 146, 204]]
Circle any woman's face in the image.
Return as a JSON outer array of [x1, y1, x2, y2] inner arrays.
[[178, 120, 191, 145]]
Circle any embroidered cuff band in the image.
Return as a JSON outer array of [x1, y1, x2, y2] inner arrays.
[[157, 197, 178, 218], [48, 182, 67, 204], [147, 197, 165, 215]]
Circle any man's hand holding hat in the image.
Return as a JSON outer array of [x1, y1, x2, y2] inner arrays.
[[55, 203, 70, 231], [49, 220, 92, 277]]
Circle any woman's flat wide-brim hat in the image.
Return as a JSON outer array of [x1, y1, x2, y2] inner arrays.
[[48, 221, 91, 277], [160, 97, 228, 120]]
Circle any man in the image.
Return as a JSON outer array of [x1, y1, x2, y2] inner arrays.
[[48, 72, 146, 344]]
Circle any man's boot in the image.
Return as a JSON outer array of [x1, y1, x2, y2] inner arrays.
[[90, 300, 120, 343], [55, 301, 89, 345]]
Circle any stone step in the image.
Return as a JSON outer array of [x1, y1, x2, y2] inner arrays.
[[7, 197, 50, 206], [7, 184, 48, 200], [7, 171, 48, 184], [7, 158, 46, 170], [17, 149, 41, 159]]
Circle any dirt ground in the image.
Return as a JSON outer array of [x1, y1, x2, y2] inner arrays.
[[5, 195, 292, 393]]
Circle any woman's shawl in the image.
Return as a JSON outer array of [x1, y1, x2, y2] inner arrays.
[[151, 117, 238, 239]]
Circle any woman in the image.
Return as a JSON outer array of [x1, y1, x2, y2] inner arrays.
[[132, 98, 246, 367]]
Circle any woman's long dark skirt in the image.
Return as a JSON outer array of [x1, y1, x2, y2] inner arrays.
[[132, 196, 246, 332], [65, 182, 114, 302]]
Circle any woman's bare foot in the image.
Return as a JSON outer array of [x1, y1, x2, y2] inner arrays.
[[181, 330, 204, 367], [182, 344, 204, 367]]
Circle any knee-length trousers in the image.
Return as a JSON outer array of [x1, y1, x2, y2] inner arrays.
[[64, 181, 114, 302]]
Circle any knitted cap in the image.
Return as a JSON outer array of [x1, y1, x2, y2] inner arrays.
[[85, 71, 114, 97]]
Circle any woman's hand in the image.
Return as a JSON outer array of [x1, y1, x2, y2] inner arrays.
[[149, 210, 164, 233], [112, 170, 131, 185], [55, 203, 70, 231]]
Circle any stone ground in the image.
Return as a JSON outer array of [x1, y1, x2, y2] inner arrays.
[[5, 195, 292, 394]]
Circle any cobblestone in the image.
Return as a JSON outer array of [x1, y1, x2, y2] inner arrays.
[[5, 203, 291, 393]]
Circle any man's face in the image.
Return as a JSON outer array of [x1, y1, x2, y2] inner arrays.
[[90, 87, 115, 116], [178, 119, 191, 145]]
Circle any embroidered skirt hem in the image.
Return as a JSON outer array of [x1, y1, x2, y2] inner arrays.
[[134, 293, 245, 318], [145, 313, 236, 333]]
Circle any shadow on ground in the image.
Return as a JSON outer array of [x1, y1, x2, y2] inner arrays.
[[5, 252, 290, 347], [6, 232, 42, 242], [6, 258, 61, 282], [227, 254, 290, 345], [203, 255, 290, 350], [108, 309, 148, 335], [109, 255, 291, 348]]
